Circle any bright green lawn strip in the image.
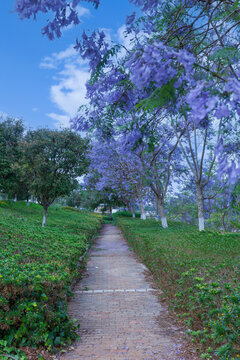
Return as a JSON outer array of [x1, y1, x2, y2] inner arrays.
[[117, 218, 240, 360], [0, 201, 102, 352]]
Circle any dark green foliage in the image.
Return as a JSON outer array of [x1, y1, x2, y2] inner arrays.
[[136, 78, 176, 111], [117, 218, 240, 359], [0, 118, 25, 198], [20, 128, 89, 226], [0, 201, 102, 351], [113, 211, 140, 218]]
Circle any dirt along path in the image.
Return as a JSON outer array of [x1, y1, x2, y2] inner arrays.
[[60, 224, 199, 360]]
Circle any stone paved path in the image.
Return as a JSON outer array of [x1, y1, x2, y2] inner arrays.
[[61, 225, 192, 360]]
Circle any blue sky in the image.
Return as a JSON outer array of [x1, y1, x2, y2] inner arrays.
[[0, 1, 136, 129]]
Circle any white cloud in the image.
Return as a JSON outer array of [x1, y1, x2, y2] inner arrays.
[[118, 25, 132, 50], [32, 107, 38, 112], [50, 64, 89, 117], [41, 44, 90, 128], [40, 44, 80, 69], [75, 5, 90, 17], [41, 24, 132, 128]]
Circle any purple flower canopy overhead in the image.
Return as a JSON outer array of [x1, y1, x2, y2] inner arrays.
[[14, 0, 240, 188], [14, 0, 99, 39]]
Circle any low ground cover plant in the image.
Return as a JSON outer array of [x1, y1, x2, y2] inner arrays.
[[0, 201, 102, 353], [117, 218, 240, 360]]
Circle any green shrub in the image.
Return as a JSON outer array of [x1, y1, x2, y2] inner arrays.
[[0, 202, 102, 351], [0, 201, 8, 208], [113, 211, 140, 218], [117, 218, 240, 359]]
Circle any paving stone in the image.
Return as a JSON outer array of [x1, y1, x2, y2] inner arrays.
[[60, 224, 196, 360]]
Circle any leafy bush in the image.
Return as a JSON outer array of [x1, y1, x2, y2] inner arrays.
[[117, 218, 240, 359], [113, 211, 140, 218], [0, 201, 8, 208], [0, 201, 102, 351]]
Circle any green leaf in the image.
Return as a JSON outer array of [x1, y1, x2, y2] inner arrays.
[[210, 47, 240, 62], [136, 78, 176, 111]]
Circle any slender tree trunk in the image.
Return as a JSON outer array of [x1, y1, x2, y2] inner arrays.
[[222, 211, 227, 231], [14, 194, 17, 202], [109, 205, 112, 219], [42, 206, 48, 227], [27, 196, 30, 207], [196, 184, 205, 231], [155, 197, 160, 222], [157, 197, 168, 228], [139, 200, 146, 220], [131, 204, 135, 218]]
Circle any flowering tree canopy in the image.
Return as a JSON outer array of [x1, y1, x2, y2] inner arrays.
[[14, 0, 99, 39], [13, 0, 240, 230]]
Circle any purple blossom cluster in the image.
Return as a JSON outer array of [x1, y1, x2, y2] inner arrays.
[[75, 30, 110, 72], [126, 41, 195, 90], [15, 0, 99, 39]]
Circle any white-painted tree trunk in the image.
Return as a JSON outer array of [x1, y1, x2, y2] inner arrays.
[[196, 184, 205, 231], [161, 215, 168, 228], [27, 199, 30, 207], [159, 207, 168, 228], [157, 198, 168, 228], [139, 200, 146, 220], [14, 194, 17, 202], [131, 203, 135, 218], [42, 207, 48, 227]]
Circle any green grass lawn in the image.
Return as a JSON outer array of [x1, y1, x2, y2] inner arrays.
[[0, 201, 102, 356], [117, 217, 240, 360]]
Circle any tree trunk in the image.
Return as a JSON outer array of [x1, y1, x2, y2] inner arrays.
[[157, 197, 168, 228], [139, 200, 146, 220], [131, 204, 135, 218], [42, 207, 48, 227], [222, 211, 227, 231], [14, 194, 17, 202], [109, 205, 112, 219], [155, 197, 160, 221], [196, 184, 205, 231], [27, 196, 30, 207]]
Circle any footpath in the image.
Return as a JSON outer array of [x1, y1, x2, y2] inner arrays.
[[61, 224, 198, 360]]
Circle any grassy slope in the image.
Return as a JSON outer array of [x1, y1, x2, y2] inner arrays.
[[117, 218, 240, 360], [0, 201, 102, 353]]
